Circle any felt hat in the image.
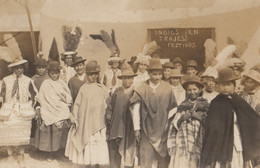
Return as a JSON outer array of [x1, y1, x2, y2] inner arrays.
[[8, 58, 28, 68], [163, 62, 174, 69], [217, 67, 240, 83], [172, 57, 184, 65], [201, 66, 218, 79], [85, 60, 100, 73], [60, 51, 78, 61], [186, 60, 198, 68], [71, 56, 86, 67], [243, 70, 260, 84], [118, 65, 137, 79], [147, 58, 163, 71], [169, 69, 183, 78], [182, 76, 204, 90], [134, 54, 151, 66], [34, 57, 48, 67], [48, 61, 61, 72]]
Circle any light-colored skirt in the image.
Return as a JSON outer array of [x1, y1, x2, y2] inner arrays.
[[65, 127, 109, 165]]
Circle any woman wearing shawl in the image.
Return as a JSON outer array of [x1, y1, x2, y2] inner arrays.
[[168, 76, 209, 168], [201, 68, 260, 168], [65, 60, 109, 167], [35, 61, 72, 153]]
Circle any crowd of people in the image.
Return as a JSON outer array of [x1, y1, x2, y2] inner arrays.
[[0, 46, 260, 168]]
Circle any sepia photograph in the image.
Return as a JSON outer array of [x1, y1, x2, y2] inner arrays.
[[0, 0, 260, 167]]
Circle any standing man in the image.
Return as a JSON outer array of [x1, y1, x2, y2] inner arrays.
[[130, 58, 177, 168], [60, 51, 77, 83]]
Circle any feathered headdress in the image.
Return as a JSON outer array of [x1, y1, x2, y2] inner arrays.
[[62, 25, 82, 52], [143, 41, 161, 57], [90, 29, 120, 57], [203, 39, 217, 68]]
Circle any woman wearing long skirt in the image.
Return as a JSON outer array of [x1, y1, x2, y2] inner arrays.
[[65, 60, 109, 167]]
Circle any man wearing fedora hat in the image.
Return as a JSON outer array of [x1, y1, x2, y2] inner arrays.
[[162, 62, 174, 83], [185, 60, 198, 77], [201, 68, 260, 168], [130, 58, 177, 168], [68, 56, 87, 103], [172, 57, 184, 73], [105, 64, 137, 168]]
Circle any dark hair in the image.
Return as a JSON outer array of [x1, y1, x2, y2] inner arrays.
[[219, 80, 236, 87]]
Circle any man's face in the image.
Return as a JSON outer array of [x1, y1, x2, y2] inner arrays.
[[170, 77, 181, 87], [111, 62, 120, 69], [219, 81, 235, 95], [74, 63, 85, 75], [65, 55, 73, 66], [244, 77, 258, 93], [149, 70, 162, 85], [174, 63, 183, 71], [187, 84, 201, 100], [36, 66, 47, 76], [205, 77, 216, 93], [163, 68, 172, 80], [13, 65, 24, 77], [87, 72, 99, 83], [121, 76, 134, 89], [231, 66, 241, 76], [138, 63, 148, 73], [186, 66, 197, 76], [49, 71, 60, 81]]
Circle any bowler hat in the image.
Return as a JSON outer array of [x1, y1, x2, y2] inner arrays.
[[48, 61, 61, 72], [172, 57, 184, 65], [118, 65, 137, 79], [216, 68, 240, 83], [186, 60, 198, 68], [182, 76, 204, 90], [34, 57, 48, 67], [163, 62, 174, 69], [8, 58, 28, 68], [85, 60, 100, 73], [147, 58, 163, 71], [71, 56, 86, 67], [169, 69, 183, 78], [243, 70, 260, 84]]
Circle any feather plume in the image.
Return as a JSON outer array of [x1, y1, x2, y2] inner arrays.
[[62, 25, 82, 51], [234, 41, 248, 58], [214, 45, 236, 70], [142, 41, 158, 55], [0, 46, 13, 62], [100, 30, 116, 52], [203, 39, 217, 68], [4, 34, 22, 61], [111, 29, 120, 56]]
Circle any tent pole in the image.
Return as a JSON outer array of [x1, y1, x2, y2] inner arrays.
[[24, 0, 37, 60]]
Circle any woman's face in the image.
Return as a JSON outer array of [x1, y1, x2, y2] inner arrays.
[[149, 70, 162, 85], [219, 81, 235, 95], [163, 68, 172, 79], [36, 66, 47, 76], [13, 65, 24, 77], [111, 62, 120, 69], [65, 55, 73, 66], [87, 73, 99, 83], [186, 84, 201, 100], [170, 77, 181, 87], [49, 71, 60, 81], [174, 63, 183, 71], [121, 76, 134, 89], [244, 77, 258, 92], [74, 63, 85, 75], [205, 77, 216, 93], [138, 63, 148, 73]]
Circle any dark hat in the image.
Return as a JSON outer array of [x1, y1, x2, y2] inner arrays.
[[182, 76, 204, 90], [163, 62, 174, 69], [48, 61, 61, 72], [118, 65, 137, 79], [172, 57, 184, 65], [186, 60, 198, 68], [147, 58, 163, 71], [216, 68, 240, 83], [71, 56, 86, 67], [169, 69, 183, 78], [34, 57, 48, 67], [85, 60, 100, 73]]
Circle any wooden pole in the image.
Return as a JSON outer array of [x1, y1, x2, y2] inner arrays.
[[24, 0, 37, 59]]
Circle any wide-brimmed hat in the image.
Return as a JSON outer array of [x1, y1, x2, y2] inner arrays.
[[243, 70, 260, 84], [48, 61, 61, 72], [108, 56, 123, 65], [85, 60, 100, 73], [60, 51, 77, 61], [134, 54, 150, 66], [169, 69, 183, 78], [182, 76, 204, 90], [186, 60, 198, 68], [163, 62, 174, 69], [118, 65, 137, 79], [216, 68, 240, 83], [34, 57, 48, 67], [147, 58, 163, 71], [172, 57, 184, 65], [8, 58, 28, 68], [71, 56, 86, 67], [228, 58, 246, 68]]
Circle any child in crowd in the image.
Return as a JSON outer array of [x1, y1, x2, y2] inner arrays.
[[201, 68, 260, 168], [162, 61, 174, 83], [168, 76, 209, 168], [130, 58, 177, 168], [169, 69, 185, 106], [106, 64, 137, 168], [133, 54, 150, 88], [35, 61, 72, 153], [202, 67, 219, 103], [68, 56, 87, 103], [65, 60, 109, 167], [0, 59, 34, 167]]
